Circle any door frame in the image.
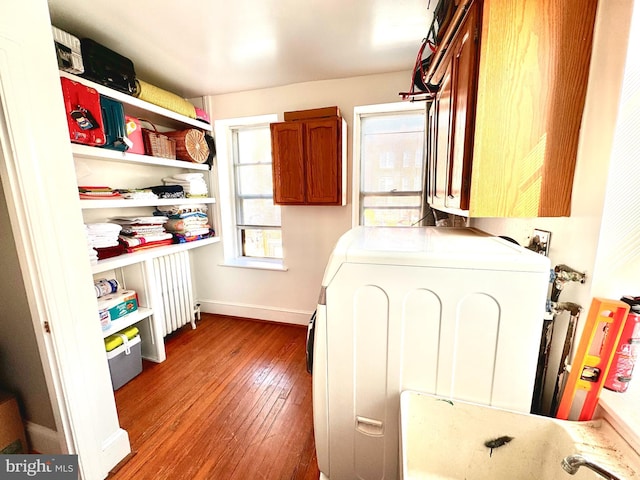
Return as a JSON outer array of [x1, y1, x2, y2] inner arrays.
[[0, 1, 130, 478]]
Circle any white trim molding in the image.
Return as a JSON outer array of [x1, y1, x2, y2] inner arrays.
[[198, 299, 313, 326], [351, 101, 427, 228]]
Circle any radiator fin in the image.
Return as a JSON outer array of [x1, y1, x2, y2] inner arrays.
[[153, 251, 196, 336]]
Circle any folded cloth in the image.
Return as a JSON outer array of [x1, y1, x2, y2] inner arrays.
[[79, 186, 113, 192], [119, 233, 173, 247], [95, 243, 126, 260], [161, 176, 208, 196], [79, 186, 122, 199], [115, 189, 158, 200], [120, 228, 166, 237], [175, 227, 210, 237], [123, 238, 174, 253], [111, 216, 169, 225], [91, 239, 121, 249], [154, 204, 208, 216], [164, 218, 209, 231], [146, 184, 185, 199], [86, 223, 123, 233], [168, 173, 204, 181], [173, 229, 214, 243], [79, 192, 123, 199]]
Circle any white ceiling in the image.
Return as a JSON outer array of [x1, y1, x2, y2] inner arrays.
[[47, 0, 433, 99]]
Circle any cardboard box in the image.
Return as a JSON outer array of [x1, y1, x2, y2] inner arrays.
[[98, 289, 138, 330], [0, 391, 27, 454]]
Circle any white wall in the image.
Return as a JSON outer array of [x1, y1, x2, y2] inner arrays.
[[591, 0, 640, 300], [193, 71, 412, 324]]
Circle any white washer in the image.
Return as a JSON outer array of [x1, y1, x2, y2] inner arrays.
[[310, 226, 550, 480]]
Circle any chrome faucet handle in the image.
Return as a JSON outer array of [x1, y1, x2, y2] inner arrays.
[[561, 454, 623, 480]]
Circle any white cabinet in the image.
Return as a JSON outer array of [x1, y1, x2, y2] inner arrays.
[[62, 71, 219, 363]]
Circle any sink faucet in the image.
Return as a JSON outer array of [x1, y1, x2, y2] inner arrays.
[[561, 454, 622, 480]]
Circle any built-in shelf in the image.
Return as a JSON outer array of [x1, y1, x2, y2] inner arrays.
[[71, 143, 211, 170], [80, 196, 216, 209], [102, 307, 153, 338], [59, 71, 211, 132], [91, 236, 220, 274]]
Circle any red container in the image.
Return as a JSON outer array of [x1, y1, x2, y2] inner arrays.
[[605, 305, 640, 392], [60, 77, 105, 146]]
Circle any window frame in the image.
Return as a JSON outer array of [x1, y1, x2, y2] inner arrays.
[[215, 114, 286, 270], [352, 101, 427, 228]]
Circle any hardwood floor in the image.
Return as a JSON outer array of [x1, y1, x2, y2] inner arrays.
[[109, 313, 320, 480]]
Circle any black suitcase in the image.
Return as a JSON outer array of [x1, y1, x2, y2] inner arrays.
[[99, 95, 129, 151], [80, 38, 137, 96]]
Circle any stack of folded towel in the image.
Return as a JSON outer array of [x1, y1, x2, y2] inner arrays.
[[154, 204, 213, 243], [111, 216, 173, 252], [146, 184, 185, 199], [79, 186, 122, 200], [162, 173, 208, 197], [85, 223, 125, 261]]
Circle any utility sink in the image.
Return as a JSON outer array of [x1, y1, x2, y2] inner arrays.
[[400, 391, 639, 480]]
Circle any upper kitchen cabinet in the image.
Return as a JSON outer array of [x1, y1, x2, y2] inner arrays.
[[270, 107, 347, 205], [426, 0, 598, 217]]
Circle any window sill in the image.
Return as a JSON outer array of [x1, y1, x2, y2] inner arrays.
[[598, 381, 640, 456], [220, 258, 288, 271]]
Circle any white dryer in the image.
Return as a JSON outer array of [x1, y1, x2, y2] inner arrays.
[[310, 226, 550, 480]]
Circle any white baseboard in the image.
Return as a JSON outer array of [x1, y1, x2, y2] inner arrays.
[[25, 422, 61, 454], [100, 428, 131, 476], [198, 300, 313, 326]]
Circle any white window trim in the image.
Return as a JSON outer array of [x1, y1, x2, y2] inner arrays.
[[214, 114, 286, 270], [351, 101, 426, 228]]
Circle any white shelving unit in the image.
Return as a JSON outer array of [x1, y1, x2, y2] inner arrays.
[[91, 236, 219, 274], [60, 70, 211, 131], [64, 70, 218, 365], [80, 197, 216, 209], [71, 143, 212, 169], [101, 307, 153, 338]]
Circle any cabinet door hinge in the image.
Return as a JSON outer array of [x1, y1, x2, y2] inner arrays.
[[474, 26, 479, 43], [44, 321, 51, 334]]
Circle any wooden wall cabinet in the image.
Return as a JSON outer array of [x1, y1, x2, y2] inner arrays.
[[427, 0, 598, 217], [427, 0, 479, 212], [270, 111, 346, 206]]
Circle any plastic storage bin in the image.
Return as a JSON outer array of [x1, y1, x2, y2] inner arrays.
[[106, 334, 142, 390]]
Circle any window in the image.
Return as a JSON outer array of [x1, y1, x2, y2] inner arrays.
[[353, 102, 426, 227], [215, 114, 284, 269], [232, 126, 282, 259]]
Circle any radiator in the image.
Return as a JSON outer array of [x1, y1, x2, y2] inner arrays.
[[152, 251, 198, 336]]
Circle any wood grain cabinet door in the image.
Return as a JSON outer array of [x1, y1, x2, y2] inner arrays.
[[304, 117, 341, 204], [271, 116, 343, 205], [433, 60, 453, 211], [426, 101, 438, 207], [446, 0, 479, 211], [270, 121, 306, 204]]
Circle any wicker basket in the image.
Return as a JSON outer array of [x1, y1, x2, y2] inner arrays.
[[162, 129, 210, 163], [139, 119, 176, 160]]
